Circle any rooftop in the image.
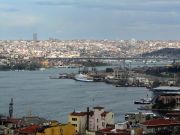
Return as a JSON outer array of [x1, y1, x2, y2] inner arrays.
[[93, 106, 104, 110], [141, 118, 180, 127], [70, 112, 87, 116], [18, 125, 40, 134]]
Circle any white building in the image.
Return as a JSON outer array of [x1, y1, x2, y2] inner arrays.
[[88, 107, 114, 131], [68, 107, 114, 134]]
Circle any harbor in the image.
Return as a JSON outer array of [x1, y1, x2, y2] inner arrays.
[[0, 68, 152, 123], [0, 64, 179, 135], [48, 61, 180, 88]]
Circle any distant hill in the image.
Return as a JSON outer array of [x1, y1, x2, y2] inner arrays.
[[142, 48, 180, 58]]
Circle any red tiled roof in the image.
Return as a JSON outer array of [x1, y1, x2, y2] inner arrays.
[[97, 128, 130, 135], [70, 112, 87, 116], [4, 118, 22, 125], [166, 112, 180, 116], [101, 111, 109, 117], [18, 125, 40, 134], [98, 128, 113, 132], [142, 118, 180, 127]]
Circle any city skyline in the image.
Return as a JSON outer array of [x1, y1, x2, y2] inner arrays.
[[0, 0, 180, 40]]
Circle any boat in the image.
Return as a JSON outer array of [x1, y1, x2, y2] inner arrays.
[[39, 68, 46, 71], [137, 105, 152, 110], [74, 73, 94, 82], [134, 98, 152, 104]]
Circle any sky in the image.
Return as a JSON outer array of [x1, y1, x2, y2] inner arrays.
[[0, 0, 180, 40]]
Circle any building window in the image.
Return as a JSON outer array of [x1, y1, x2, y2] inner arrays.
[[72, 118, 77, 121], [112, 115, 114, 118], [73, 124, 77, 127], [97, 119, 98, 122], [97, 126, 98, 130], [102, 122, 105, 127]]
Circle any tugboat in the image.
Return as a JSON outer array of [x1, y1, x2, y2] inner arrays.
[[134, 98, 152, 104]]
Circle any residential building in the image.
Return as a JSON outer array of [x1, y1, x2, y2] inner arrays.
[[88, 107, 114, 132], [36, 123, 76, 135], [68, 111, 87, 133], [68, 107, 114, 134], [125, 112, 156, 126]]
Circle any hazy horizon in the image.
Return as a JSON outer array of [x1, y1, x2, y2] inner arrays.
[[1, 0, 180, 40]]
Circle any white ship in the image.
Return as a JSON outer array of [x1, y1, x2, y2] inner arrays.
[[74, 73, 94, 82]]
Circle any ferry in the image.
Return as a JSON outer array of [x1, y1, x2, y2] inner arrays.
[[74, 73, 94, 82]]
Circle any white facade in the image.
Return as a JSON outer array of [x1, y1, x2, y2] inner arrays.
[[115, 121, 128, 130], [89, 107, 114, 132], [68, 107, 114, 134]]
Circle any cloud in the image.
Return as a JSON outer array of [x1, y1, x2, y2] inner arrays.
[[36, 1, 79, 6], [0, 3, 19, 12], [35, 0, 180, 14], [0, 12, 40, 27]]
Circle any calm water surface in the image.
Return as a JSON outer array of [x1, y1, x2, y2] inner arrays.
[[0, 68, 151, 122]]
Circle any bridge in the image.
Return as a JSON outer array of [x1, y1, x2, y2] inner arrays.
[[40, 57, 180, 61]]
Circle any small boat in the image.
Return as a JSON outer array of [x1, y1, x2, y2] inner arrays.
[[39, 68, 46, 71], [56, 65, 68, 68], [134, 98, 152, 104], [74, 73, 94, 82], [49, 76, 60, 79], [137, 105, 151, 110]]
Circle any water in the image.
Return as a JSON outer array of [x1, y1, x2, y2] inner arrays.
[[0, 68, 151, 123]]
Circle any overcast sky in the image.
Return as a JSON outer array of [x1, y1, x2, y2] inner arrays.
[[0, 0, 180, 40]]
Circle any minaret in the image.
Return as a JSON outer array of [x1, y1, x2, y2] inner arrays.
[[9, 98, 13, 118]]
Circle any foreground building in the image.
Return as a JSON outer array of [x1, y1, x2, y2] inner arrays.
[[36, 123, 76, 135], [141, 118, 180, 135], [68, 106, 114, 134]]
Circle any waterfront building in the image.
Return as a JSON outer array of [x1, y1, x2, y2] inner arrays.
[[151, 86, 180, 111]]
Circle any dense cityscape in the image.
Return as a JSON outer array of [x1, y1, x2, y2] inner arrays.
[[0, 39, 180, 59], [1, 0, 180, 135], [0, 38, 180, 135]]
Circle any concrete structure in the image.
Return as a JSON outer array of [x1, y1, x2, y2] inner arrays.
[[115, 121, 129, 130]]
